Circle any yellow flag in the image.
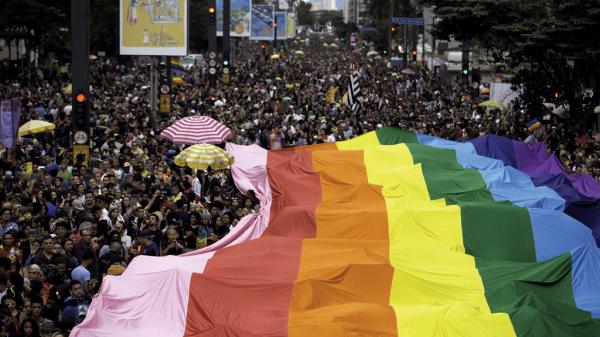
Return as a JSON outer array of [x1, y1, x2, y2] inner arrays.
[[342, 91, 349, 105], [326, 87, 338, 104], [24, 162, 33, 175], [196, 236, 208, 248]]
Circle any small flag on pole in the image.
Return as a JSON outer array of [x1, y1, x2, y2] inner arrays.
[[347, 70, 362, 113], [526, 118, 541, 132]]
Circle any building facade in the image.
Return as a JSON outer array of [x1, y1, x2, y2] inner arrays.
[[310, 0, 337, 11], [343, 0, 368, 25]]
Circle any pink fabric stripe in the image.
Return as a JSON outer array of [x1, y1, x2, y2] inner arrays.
[[70, 143, 271, 337]]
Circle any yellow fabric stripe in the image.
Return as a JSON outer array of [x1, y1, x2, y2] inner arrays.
[[336, 131, 380, 150], [356, 144, 516, 337]]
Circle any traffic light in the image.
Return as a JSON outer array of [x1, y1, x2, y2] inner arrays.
[[383, 48, 388, 55], [208, 6, 216, 25], [391, 24, 398, 34], [73, 91, 89, 130], [279, 42, 285, 50], [223, 52, 230, 67], [411, 49, 417, 61]]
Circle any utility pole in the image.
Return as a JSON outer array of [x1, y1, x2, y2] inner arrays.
[[223, 0, 230, 61], [208, 0, 217, 55], [388, 0, 393, 56], [273, 16, 278, 50], [403, 24, 407, 66], [71, 0, 91, 167], [208, 0, 217, 89], [150, 57, 158, 128], [222, 0, 231, 84]]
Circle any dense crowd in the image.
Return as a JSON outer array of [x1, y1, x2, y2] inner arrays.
[[0, 35, 598, 336]]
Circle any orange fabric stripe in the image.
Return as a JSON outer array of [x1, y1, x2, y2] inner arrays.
[[287, 149, 397, 337]]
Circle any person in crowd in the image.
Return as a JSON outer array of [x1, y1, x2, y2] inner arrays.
[[0, 33, 598, 335]]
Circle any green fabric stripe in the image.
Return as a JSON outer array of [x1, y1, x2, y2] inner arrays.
[[476, 255, 600, 337], [461, 203, 536, 263], [375, 127, 418, 145], [404, 142, 537, 263], [376, 128, 600, 337]]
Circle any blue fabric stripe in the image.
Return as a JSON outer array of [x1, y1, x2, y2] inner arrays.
[[416, 133, 600, 319]]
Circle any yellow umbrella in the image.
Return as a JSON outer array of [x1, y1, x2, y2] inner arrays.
[[478, 100, 505, 109], [174, 144, 234, 170], [18, 120, 55, 137], [293, 50, 305, 56], [270, 54, 280, 60]]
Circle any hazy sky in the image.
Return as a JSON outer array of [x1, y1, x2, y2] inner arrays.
[[307, 0, 345, 10]]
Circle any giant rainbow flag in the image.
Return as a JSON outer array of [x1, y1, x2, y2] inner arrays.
[[72, 128, 600, 337]]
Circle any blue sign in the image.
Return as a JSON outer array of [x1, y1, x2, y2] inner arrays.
[[392, 17, 424, 26], [251, 5, 274, 40]]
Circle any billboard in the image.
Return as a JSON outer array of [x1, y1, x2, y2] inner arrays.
[[286, 13, 296, 38], [120, 0, 188, 56], [217, 0, 251, 37], [274, 12, 287, 39], [250, 4, 274, 40]]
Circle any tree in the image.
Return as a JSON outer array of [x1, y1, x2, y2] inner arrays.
[[296, 1, 313, 26], [425, 0, 600, 125], [0, 0, 68, 60], [90, 0, 118, 56], [365, 0, 418, 52]]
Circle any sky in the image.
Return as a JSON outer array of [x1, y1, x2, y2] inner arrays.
[[307, 0, 345, 10]]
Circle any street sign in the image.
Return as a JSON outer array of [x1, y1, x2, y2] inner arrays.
[[209, 52, 216, 59], [160, 94, 171, 113], [209, 68, 217, 75], [392, 17, 424, 26], [73, 144, 89, 167]]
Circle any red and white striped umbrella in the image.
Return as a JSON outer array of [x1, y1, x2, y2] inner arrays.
[[160, 115, 231, 145]]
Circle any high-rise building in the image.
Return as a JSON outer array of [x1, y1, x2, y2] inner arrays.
[[343, 0, 368, 24], [310, 0, 338, 11]]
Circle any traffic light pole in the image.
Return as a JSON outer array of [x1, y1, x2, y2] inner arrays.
[[208, 0, 217, 55], [223, 0, 230, 63], [71, 0, 91, 166], [273, 16, 278, 50], [403, 24, 407, 66]]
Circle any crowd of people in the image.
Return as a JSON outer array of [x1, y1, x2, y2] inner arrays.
[[0, 34, 598, 336]]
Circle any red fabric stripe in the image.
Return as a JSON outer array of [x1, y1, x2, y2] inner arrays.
[[183, 237, 303, 337], [183, 150, 322, 337]]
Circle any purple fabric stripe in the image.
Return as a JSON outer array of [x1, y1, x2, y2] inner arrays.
[[470, 135, 600, 245], [469, 135, 518, 167]]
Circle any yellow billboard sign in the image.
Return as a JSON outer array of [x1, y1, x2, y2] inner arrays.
[[120, 0, 188, 56]]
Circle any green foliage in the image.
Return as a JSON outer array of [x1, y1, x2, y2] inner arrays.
[[425, 0, 600, 120], [0, 0, 68, 56], [296, 1, 313, 26]]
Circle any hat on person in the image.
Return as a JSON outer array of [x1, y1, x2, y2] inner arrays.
[[138, 228, 154, 239], [77, 304, 89, 317], [40, 320, 55, 332], [107, 264, 126, 276], [151, 211, 163, 223], [72, 199, 85, 211], [29, 264, 42, 272], [123, 162, 131, 168]]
